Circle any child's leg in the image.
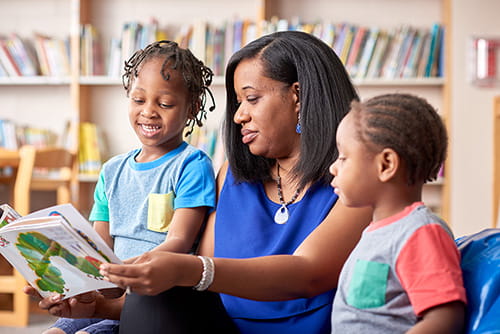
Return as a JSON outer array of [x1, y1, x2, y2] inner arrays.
[[42, 328, 66, 334], [43, 318, 108, 334], [75, 319, 120, 334]]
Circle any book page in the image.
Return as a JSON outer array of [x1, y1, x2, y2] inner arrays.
[[20, 203, 120, 264], [0, 218, 117, 299]]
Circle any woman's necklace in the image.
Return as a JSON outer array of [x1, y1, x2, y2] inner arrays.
[[274, 163, 303, 224]]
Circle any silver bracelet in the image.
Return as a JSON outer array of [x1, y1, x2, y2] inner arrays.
[[193, 255, 215, 291]]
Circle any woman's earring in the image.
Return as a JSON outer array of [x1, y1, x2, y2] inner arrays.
[[296, 113, 302, 134]]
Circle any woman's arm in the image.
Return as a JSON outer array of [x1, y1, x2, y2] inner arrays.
[[100, 200, 371, 300], [197, 161, 228, 257], [208, 201, 371, 300]]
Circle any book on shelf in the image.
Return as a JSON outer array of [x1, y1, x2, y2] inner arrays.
[[355, 27, 379, 79], [339, 25, 356, 65], [365, 30, 392, 79], [0, 36, 22, 77], [381, 25, 408, 79], [33, 34, 70, 77], [78, 122, 103, 176], [0, 58, 7, 77], [0, 203, 121, 299], [0, 119, 19, 150], [401, 29, 426, 78], [81, 24, 104, 76], [346, 26, 368, 77], [33, 33, 51, 76], [425, 23, 442, 77], [5, 33, 38, 76]]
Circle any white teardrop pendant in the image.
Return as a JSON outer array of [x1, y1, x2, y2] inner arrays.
[[274, 204, 289, 224]]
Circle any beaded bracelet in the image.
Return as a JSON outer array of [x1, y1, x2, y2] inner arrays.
[[193, 255, 215, 291]]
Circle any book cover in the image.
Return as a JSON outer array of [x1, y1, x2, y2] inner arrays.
[[0, 203, 121, 299], [355, 27, 379, 79], [0, 37, 21, 76], [402, 30, 426, 78], [346, 26, 368, 77], [366, 30, 392, 79], [425, 23, 442, 77], [33, 33, 51, 76]]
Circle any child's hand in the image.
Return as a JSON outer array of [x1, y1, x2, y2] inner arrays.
[[24, 285, 99, 319], [98, 287, 125, 299]]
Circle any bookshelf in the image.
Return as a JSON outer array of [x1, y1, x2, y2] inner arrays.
[[0, 0, 451, 218]]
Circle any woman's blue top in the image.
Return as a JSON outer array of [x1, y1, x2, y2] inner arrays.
[[214, 167, 338, 334]]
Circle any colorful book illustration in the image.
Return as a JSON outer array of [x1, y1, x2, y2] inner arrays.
[[0, 203, 121, 299]]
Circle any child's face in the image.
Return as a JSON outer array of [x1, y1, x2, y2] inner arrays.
[[128, 57, 191, 154], [329, 113, 379, 208]]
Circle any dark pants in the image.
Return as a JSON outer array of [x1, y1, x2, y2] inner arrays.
[[119, 287, 239, 334]]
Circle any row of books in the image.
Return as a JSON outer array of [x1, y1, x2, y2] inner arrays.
[[93, 18, 445, 79], [0, 16, 444, 80], [0, 119, 58, 150], [0, 33, 70, 78]]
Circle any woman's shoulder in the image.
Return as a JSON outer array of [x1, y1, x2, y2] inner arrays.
[[215, 161, 230, 193]]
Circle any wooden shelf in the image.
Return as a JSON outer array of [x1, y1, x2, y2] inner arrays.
[[75, 76, 444, 87], [0, 76, 71, 85]]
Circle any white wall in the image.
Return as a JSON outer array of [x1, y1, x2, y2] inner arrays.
[[450, 0, 500, 237]]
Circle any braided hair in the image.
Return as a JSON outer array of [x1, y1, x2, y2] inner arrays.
[[122, 40, 215, 136], [350, 93, 447, 185]]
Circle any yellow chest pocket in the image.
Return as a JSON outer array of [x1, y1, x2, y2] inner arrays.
[[147, 192, 175, 233]]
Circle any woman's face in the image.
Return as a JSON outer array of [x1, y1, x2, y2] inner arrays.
[[233, 58, 301, 160]]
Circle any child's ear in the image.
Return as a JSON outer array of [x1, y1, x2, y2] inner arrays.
[[376, 148, 400, 182]]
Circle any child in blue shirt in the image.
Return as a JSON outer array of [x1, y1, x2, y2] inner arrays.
[[44, 40, 217, 334]]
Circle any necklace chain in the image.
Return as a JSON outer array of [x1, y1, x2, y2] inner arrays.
[[276, 163, 302, 206]]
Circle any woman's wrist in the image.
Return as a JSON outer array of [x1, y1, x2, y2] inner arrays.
[[192, 256, 215, 291]]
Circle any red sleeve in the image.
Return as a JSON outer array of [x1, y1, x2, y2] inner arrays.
[[396, 224, 467, 316]]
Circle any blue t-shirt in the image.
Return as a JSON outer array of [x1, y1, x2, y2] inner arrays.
[[214, 167, 338, 334], [90, 142, 215, 259]]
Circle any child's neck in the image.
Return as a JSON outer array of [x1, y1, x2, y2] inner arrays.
[[136, 141, 183, 163], [372, 183, 423, 222]]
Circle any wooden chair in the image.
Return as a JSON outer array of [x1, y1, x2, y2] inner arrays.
[[0, 147, 20, 202], [14, 145, 78, 216], [0, 145, 77, 327]]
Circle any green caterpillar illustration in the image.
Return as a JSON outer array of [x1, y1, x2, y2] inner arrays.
[[16, 231, 103, 294]]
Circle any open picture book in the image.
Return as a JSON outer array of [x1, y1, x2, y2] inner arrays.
[[0, 203, 121, 299]]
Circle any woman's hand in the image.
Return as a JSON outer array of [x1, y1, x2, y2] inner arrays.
[[100, 251, 197, 296], [23, 285, 99, 318]]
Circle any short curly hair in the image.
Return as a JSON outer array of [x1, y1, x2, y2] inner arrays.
[[349, 93, 447, 185], [122, 40, 215, 136]]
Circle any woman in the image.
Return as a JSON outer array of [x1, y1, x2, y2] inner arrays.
[[30, 31, 372, 334]]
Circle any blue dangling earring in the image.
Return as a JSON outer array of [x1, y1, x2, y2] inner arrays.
[[296, 113, 302, 134]]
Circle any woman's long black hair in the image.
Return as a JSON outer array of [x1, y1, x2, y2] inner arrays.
[[224, 30, 359, 188]]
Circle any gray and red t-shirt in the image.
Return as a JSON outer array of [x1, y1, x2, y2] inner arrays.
[[331, 202, 466, 333]]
